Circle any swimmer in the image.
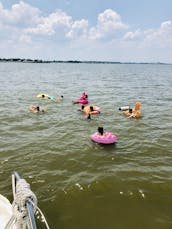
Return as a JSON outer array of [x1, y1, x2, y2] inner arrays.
[[78, 105, 85, 112], [89, 106, 100, 114], [98, 126, 104, 135], [57, 95, 64, 101], [122, 102, 142, 118], [90, 106, 94, 112], [29, 105, 46, 113], [82, 92, 88, 99]]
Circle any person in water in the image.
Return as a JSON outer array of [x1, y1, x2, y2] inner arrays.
[[90, 106, 94, 112], [89, 106, 100, 114], [57, 95, 64, 101], [73, 92, 88, 104], [33, 106, 45, 112], [82, 92, 88, 99], [84, 94, 88, 99], [87, 113, 91, 120], [36, 106, 45, 112], [78, 105, 85, 112], [129, 108, 133, 114], [98, 126, 104, 135]]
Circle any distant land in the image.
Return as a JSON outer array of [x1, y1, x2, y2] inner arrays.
[[0, 58, 170, 65]]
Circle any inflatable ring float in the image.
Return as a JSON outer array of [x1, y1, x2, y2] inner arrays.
[[122, 102, 142, 118], [83, 105, 100, 115], [76, 98, 88, 105], [91, 132, 117, 144], [37, 94, 49, 99]]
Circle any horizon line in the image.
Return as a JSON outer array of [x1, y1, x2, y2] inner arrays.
[[0, 58, 171, 65]]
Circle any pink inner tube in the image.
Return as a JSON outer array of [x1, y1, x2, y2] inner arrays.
[[91, 132, 117, 144], [77, 98, 88, 104]]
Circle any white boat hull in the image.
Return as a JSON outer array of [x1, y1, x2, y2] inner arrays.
[[0, 194, 16, 229]]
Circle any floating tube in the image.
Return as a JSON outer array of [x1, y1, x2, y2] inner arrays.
[[119, 106, 130, 111], [74, 92, 88, 104], [83, 105, 100, 115], [122, 102, 142, 118], [91, 132, 117, 144], [36, 94, 49, 99], [48, 95, 55, 100], [77, 98, 89, 105]]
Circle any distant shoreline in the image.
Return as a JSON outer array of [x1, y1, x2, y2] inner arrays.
[[0, 58, 171, 65]]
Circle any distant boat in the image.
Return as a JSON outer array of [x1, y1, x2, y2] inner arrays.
[[0, 172, 50, 229]]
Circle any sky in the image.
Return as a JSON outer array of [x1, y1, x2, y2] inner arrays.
[[0, 0, 172, 62]]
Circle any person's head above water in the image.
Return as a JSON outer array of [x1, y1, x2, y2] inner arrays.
[[82, 92, 88, 98], [98, 126, 104, 135], [42, 94, 45, 98], [36, 106, 40, 111], [129, 108, 133, 113], [90, 106, 94, 111]]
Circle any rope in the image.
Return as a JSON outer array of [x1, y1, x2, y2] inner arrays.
[[5, 177, 50, 229], [13, 179, 37, 228]]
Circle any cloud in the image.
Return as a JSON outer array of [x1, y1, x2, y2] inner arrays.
[[0, 1, 172, 62], [145, 21, 172, 44], [25, 8, 128, 41], [123, 29, 142, 40], [0, 1, 40, 28], [25, 10, 72, 36], [89, 9, 128, 40], [0, 2, 127, 42], [66, 19, 88, 39], [123, 20, 172, 49]]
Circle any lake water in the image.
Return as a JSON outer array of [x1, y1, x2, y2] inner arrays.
[[0, 62, 172, 229]]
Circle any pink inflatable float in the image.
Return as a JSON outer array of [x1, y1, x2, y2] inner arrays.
[[74, 92, 89, 105], [77, 98, 88, 104], [91, 131, 117, 144]]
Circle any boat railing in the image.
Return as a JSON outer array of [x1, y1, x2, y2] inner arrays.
[[5, 172, 50, 229]]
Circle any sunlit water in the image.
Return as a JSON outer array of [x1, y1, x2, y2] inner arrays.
[[0, 62, 172, 229]]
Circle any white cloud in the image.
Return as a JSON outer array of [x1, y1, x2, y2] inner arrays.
[[145, 21, 172, 42], [98, 9, 127, 30], [123, 29, 142, 40], [0, 2, 172, 62], [0, 3, 127, 42], [25, 10, 72, 36], [123, 20, 172, 49], [160, 21, 172, 31], [66, 19, 88, 39], [89, 9, 128, 40], [0, 1, 40, 28]]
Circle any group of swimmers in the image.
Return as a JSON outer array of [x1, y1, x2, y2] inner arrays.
[[29, 94, 64, 113], [29, 91, 142, 143], [76, 92, 142, 120]]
